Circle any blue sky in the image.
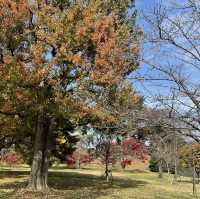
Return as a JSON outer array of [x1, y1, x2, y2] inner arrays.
[[133, 0, 200, 107], [136, 0, 155, 11], [133, 0, 166, 101]]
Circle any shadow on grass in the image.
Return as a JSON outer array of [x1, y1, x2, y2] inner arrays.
[[0, 191, 16, 199], [123, 169, 149, 174], [0, 169, 148, 199], [177, 179, 192, 183], [48, 171, 147, 190], [0, 170, 28, 178]]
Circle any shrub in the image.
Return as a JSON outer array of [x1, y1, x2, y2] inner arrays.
[[149, 158, 158, 172], [0, 151, 21, 166]]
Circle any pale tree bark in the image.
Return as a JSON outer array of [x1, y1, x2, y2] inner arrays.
[[195, 169, 200, 184], [193, 164, 197, 195], [172, 131, 178, 184], [76, 159, 81, 169], [166, 162, 170, 177], [158, 159, 163, 178]]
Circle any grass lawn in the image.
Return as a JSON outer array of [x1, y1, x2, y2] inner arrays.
[[0, 165, 199, 199]]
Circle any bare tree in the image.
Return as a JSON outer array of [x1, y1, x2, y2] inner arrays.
[[137, 0, 200, 144]]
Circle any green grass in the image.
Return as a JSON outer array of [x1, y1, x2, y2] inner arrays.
[[0, 165, 199, 199]]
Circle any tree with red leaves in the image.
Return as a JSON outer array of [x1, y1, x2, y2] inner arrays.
[[120, 137, 147, 169], [0, 150, 20, 166], [96, 134, 147, 182], [66, 150, 93, 169]]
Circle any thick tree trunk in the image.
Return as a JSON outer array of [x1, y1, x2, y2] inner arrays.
[[28, 115, 54, 191], [28, 113, 45, 190]]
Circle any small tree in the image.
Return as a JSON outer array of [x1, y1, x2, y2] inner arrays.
[[95, 133, 116, 182], [120, 137, 147, 169], [96, 135, 147, 182], [179, 144, 200, 184], [66, 150, 93, 169]]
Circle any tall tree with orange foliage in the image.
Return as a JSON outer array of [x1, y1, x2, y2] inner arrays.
[[0, 0, 141, 190]]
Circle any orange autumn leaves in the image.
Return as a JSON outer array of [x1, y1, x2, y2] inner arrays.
[[0, 0, 28, 28], [0, 0, 140, 86], [0, 0, 141, 129], [74, 8, 140, 86], [33, 2, 140, 86], [91, 17, 123, 85], [0, 0, 29, 56], [56, 94, 116, 125]]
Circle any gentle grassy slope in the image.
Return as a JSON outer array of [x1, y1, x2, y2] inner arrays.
[[0, 166, 199, 199]]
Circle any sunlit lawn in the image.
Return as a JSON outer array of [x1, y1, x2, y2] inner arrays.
[[0, 165, 198, 199]]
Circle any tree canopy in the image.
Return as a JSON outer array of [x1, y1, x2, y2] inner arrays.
[[0, 0, 141, 190]]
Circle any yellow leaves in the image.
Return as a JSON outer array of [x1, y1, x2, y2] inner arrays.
[[56, 135, 67, 145], [35, 28, 47, 42]]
